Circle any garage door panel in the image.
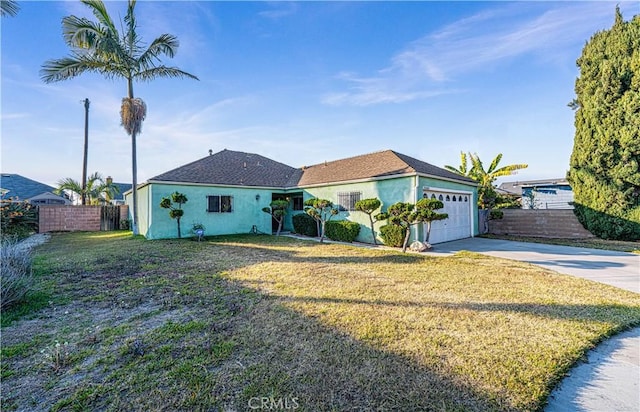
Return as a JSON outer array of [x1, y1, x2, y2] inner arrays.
[[423, 190, 471, 244]]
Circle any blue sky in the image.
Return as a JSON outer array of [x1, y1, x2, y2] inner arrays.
[[1, 1, 636, 187]]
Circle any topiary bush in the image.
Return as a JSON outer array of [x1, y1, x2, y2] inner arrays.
[[292, 213, 317, 237], [325, 220, 361, 243], [1, 238, 33, 310], [379, 224, 406, 247]]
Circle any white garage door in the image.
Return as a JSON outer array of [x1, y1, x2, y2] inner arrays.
[[422, 190, 472, 244]]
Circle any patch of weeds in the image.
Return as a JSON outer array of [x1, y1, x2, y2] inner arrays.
[[2, 342, 33, 358], [2, 334, 47, 359], [51, 384, 106, 412], [122, 337, 146, 358], [1, 289, 52, 327], [154, 320, 209, 339], [240, 365, 294, 401], [100, 324, 132, 345], [40, 340, 71, 373], [206, 339, 235, 361], [1, 365, 16, 380]]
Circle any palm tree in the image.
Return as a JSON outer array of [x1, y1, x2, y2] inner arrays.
[[445, 152, 528, 209], [40, 0, 198, 235], [1, 0, 20, 17], [56, 172, 120, 205]]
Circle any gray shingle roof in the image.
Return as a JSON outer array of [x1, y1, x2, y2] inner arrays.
[[111, 183, 132, 201], [149, 149, 476, 188], [0, 174, 58, 200], [150, 149, 302, 188]]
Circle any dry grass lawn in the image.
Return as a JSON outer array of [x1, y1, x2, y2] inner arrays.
[[2, 232, 639, 411]]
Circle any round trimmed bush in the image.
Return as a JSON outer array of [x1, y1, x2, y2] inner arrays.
[[292, 213, 318, 237]]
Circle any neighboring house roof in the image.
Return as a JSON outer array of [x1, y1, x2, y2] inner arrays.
[[149, 149, 476, 189], [150, 149, 302, 188], [298, 150, 476, 186], [498, 178, 571, 195], [111, 183, 132, 201], [0, 173, 67, 202]]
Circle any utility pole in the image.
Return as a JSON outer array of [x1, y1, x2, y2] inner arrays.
[[81, 98, 90, 205]]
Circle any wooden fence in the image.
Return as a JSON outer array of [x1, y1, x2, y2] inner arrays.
[[39, 205, 129, 233]]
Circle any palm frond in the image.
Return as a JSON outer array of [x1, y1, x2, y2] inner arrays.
[[487, 153, 503, 174], [460, 151, 468, 175], [1, 0, 20, 17], [133, 66, 199, 82], [444, 151, 469, 176], [55, 178, 83, 196], [62, 16, 103, 48], [139, 34, 180, 65], [82, 0, 118, 35], [444, 166, 465, 176], [40, 55, 114, 83], [491, 164, 529, 178], [468, 152, 485, 174]]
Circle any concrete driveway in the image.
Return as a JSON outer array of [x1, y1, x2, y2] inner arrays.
[[423, 237, 640, 293], [424, 237, 640, 412]]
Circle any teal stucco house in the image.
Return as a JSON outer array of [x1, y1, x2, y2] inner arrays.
[[125, 149, 479, 244]]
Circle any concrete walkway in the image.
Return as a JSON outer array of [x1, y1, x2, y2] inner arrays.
[[424, 237, 640, 412]]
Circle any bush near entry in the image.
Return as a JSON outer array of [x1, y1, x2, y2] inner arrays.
[[379, 224, 406, 247], [325, 220, 361, 243], [292, 213, 317, 237]]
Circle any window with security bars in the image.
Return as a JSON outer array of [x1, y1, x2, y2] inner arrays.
[[207, 195, 233, 213], [337, 191, 361, 211]]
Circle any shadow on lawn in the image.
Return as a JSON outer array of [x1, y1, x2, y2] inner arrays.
[[12, 233, 636, 411], [276, 295, 640, 325], [232, 293, 506, 412]]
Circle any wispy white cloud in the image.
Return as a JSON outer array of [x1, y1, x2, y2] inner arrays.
[[0, 112, 30, 120], [323, 2, 626, 107], [258, 2, 299, 20]]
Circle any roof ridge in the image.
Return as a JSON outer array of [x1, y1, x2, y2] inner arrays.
[[302, 149, 394, 168]]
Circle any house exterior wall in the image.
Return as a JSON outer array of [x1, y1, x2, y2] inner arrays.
[[522, 185, 574, 210], [301, 176, 415, 243], [300, 175, 478, 244], [130, 183, 278, 239], [129, 175, 478, 243]]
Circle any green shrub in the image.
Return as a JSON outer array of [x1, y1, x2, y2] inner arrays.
[[379, 224, 406, 247], [325, 220, 361, 243], [1, 238, 33, 310], [120, 219, 131, 230], [1, 200, 38, 240], [292, 213, 318, 237], [573, 204, 640, 240]]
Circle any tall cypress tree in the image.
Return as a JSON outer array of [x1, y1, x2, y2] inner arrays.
[[568, 8, 640, 240]]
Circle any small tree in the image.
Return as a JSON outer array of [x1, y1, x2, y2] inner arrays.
[[445, 152, 528, 210], [160, 192, 188, 238], [355, 198, 381, 245], [304, 198, 338, 243], [414, 198, 448, 245], [55, 172, 120, 205], [376, 202, 418, 253], [262, 199, 289, 236]]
